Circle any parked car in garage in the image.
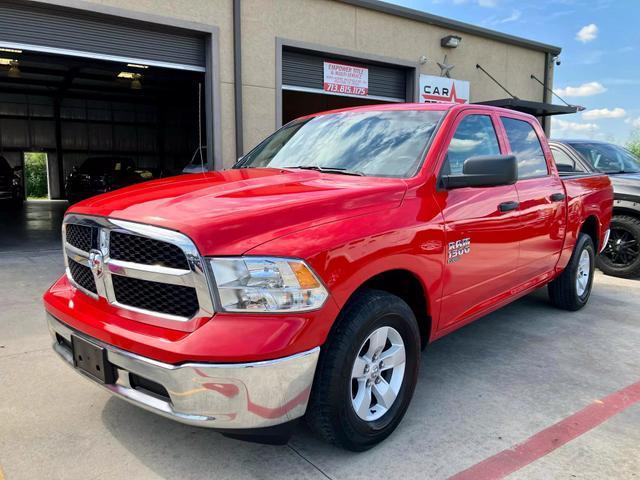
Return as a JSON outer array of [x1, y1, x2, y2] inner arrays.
[[0, 155, 23, 207], [550, 140, 640, 278], [45, 104, 612, 451], [65, 156, 155, 204]]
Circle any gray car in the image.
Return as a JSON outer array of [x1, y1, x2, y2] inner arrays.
[[550, 140, 640, 278]]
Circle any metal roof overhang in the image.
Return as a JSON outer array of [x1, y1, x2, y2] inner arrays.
[[476, 98, 579, 116]]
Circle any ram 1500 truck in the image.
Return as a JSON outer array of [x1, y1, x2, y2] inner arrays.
[[44, 104, 613, 451]]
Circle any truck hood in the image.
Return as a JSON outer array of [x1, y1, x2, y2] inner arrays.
[[69, 168, 407, 255]]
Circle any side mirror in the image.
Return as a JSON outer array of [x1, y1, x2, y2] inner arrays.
[[441, 155, 518, 189], [556, 164, 575, 173]]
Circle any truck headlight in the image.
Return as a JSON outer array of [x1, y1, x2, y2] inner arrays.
[[209, 257, 329, 312]]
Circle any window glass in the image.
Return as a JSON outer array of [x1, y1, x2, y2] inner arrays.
[[502, 117, 548, 179], [443, 114, 500, 175], [551, 147, 585, 173], [0, 156, 13, 176], [568, 142, 640, 174], [236, 110, 445, 178]]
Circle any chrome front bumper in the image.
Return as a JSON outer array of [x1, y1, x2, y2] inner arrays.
[[47, 314, 319, 429]]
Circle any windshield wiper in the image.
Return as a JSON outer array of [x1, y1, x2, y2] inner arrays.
[[283, 165, 365, 176]]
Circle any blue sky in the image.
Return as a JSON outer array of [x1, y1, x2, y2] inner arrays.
[[387, 0, 640, 144]]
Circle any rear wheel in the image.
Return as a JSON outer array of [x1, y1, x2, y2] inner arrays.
[[548, 233, 595, 311], [306, 289, 420, 451], [597, 215, 640, 278]]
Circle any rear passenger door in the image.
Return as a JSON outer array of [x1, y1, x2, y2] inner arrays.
[[435, 111, 521, 329], [500, 115, 566, 279]]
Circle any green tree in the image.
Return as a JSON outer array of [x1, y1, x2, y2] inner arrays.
[[25, 152, 48, 199], [627, 130, 640, 158]]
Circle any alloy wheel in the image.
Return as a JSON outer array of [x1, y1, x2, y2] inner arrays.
[[576, 249, 591, 297], [602, 227, 640, 267], [350, 326, 406, 421]]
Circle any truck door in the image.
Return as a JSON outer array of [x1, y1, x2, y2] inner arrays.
[[500, 115, 567, 279], [433, 111, 521, 330]]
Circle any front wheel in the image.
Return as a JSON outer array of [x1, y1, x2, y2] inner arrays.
[[548, 233, 595, 311], [597, 215, 640, 278], [306, 289, 421, 451]]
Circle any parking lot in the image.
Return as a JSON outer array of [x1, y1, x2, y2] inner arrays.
[[0, 202, 638, 480]]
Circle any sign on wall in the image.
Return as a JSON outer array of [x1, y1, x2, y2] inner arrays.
[[419, 75, 469, 104], [323, 61, 369, 97]]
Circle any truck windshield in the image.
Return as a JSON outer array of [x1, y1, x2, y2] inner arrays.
[[569, 142, 640, 174], [235, 110, 445, 178]]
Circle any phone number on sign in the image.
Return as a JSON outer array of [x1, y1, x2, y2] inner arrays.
[[323, 83, 368, 96]]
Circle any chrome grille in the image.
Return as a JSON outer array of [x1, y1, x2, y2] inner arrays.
[[109, 231, 189, 270], [66, 224, 93, 252], [63, 215, 214, 323], [67, 257, 97, 294], [112, 275, 199, 318]]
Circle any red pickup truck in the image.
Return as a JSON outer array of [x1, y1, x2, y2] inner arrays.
[[44, 104, 613, 451]]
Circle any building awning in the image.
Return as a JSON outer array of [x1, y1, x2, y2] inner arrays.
[[476, 98, 580, 116]]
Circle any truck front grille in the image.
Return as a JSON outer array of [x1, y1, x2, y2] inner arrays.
[[63, 215, 214, 322], [109, 231, 189, 270], [67, 257, 97, 294], [112, 275, 199, 318], [66, 224, 93, 252]]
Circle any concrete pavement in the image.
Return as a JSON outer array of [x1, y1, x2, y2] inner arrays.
[[0, 209, 639, 479]]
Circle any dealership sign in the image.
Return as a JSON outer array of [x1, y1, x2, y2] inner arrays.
[[419, 75, 469, 104], [323, 61, 369, 96]]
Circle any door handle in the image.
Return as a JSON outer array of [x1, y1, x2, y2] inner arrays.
[[550, 192, 566, 202], [499, 201, 519, 212]]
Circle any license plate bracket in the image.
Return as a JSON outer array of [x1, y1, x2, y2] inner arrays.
[[71, 335, 116, 384]]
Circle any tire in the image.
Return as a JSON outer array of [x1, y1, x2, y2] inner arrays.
[[548, 233, 595, 311], [306, 289, 421, 451], [596, 215, 640, 278]]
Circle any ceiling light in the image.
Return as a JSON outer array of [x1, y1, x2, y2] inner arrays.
[[117, 71, 143, 90], [441, 35, 462, 48], [130, 74, 142, 90], [0, 47, 22, 54], [127, 63, 148, 69], [2, 59, 21, 78], [8, 60, 21, 78]]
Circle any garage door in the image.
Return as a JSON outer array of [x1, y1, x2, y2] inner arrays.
[[282, 49, 409, 102], [0, 0, 205, 71]]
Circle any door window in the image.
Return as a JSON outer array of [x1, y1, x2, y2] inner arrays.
[[443, 114, 500, 175], [502, 117, 548, 179], [551, 147, 586, 173]]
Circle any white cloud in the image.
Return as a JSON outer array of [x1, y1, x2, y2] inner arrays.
[[552, 118, 600, 138], [582, 108, 627, 120], [483, 9, 521, 26], [578, 49, 604, 65], [497, 9, 521, 23], [625, 117, 640, 129], [556, 82, 606, 97], [576, 23, 598, 43]]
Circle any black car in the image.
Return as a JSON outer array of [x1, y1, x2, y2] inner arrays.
[[66, 156, 155, 204], [550, 140, 640, 278], [0, 155, 23, 207]]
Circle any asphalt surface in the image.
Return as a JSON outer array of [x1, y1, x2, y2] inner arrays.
[[1, 201, 639, 479]]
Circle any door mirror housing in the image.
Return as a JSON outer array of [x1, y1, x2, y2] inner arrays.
[[441, 155, 518, 189]]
